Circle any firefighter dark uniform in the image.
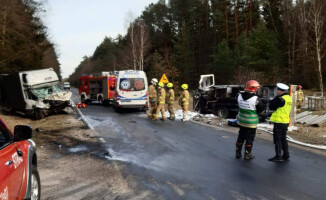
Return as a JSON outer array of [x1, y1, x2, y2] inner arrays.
[[236, 80, 265, 160], [148, 78, 158, 119], [179, 84, 190, 121], [166, 83, 175, 120], [154, 82, 166, 120], [268, 83, 292, 162]]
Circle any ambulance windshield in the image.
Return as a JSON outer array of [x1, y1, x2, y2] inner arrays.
[[119, 78, 145, 91]]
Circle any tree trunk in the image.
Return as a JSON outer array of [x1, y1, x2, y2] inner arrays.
[[140, 25, 144, 71], [205, 0, 209, 29], [234, 1, 239, 44], [1, 1, 7, 47], [249, 0, 252, 30], [224, 1, 229, 40], [311, 0, 325, 96], [130, 22, 137, 70]]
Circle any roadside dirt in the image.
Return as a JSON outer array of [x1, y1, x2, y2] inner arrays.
[[290, 124, 326, 145], [0, 109, 157, 200]]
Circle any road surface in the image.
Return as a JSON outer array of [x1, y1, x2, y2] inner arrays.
[[73, 94, 326, 199]]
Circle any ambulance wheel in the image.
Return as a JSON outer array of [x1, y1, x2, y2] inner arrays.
[[113, 104, 121, 112], [140, 107, 148, 112], [217, 107, 229, 119]]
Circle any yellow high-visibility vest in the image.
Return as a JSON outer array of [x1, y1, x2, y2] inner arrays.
[[270, 95, 292, 123]]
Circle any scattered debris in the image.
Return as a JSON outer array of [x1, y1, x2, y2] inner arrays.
[[296, 111, 326, 126]]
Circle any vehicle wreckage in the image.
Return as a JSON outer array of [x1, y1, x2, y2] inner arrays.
[[0, 68, 72, 119], [193, 74, 277, 120]]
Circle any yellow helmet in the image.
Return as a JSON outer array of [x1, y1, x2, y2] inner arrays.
[[181, 84, 188, 90], [167, 82, 173, 88], [158, 82, 164, 88]]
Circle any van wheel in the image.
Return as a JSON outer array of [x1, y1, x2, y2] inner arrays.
[[217, 107, 229, 118], [31, 165, 41, 200], [34, 109, 45, 120]]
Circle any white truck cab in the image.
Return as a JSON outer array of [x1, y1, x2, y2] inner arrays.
[[0, 68, 72, 119]]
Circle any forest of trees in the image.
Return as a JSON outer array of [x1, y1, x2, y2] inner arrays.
[[65, 0, 325, 92], [0, 0, 61, 79]]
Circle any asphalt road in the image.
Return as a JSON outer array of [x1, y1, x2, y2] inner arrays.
[[74, 95, 326, 199]]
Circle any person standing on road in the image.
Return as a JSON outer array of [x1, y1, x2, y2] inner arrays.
[[148, 78, 158, 119], [179, 84, 190, 122], [154, 82, 166, 120], [236, 80, 265, 160], [296, 85, 304, 113], [166, 82, 175, 120], [268, 83, 292, 162]]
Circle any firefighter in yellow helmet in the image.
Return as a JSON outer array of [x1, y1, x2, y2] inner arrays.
[[148, 78, 158, 119], [166, 82, 175, 120], [153, 82, 166, 120], [179, 84, 190, 121]]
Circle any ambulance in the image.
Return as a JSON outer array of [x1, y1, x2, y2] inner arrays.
[[112, 70, 148, 111]]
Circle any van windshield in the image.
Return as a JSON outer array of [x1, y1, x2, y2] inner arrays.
[[119, 78, 145, 91], [32, 85, 63, 99]]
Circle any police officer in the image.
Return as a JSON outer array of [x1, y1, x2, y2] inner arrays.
[[179, 84, 190, 122], [154, 82, 166, 120], [236, 80, 265, 160], [268, 83, 292, 162], [166, 82, 175, 120], [148, 78, 158, 119]]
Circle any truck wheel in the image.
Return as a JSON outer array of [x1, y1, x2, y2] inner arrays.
[[98, 96, 103, 105], [217, 107, 229, 118], [81, 95, 86, 103], [31, 165, 41, 200], [34, 109, 45, 120]]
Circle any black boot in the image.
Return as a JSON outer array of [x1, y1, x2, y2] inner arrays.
[[244, 145, 255, 160], [268, 145, 283, 162], [235, 143, 243, 159], [268, 156, 283, 162], [282, 152, 290, 161]]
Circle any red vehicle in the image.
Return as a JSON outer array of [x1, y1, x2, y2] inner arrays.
[[0, 119, 40, 200], [79, 72, 116, 105]]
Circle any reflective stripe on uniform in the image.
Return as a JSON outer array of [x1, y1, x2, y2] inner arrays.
[[237, 95, 259, 128], [238, 122, 258, 129]]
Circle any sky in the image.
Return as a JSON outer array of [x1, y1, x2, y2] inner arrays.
[[45, 0, 158, 78]]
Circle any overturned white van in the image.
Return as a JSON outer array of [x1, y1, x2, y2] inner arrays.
[[0, 68, 72, 119]]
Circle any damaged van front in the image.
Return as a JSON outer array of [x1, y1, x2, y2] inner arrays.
[[0, 68, 72, 119]]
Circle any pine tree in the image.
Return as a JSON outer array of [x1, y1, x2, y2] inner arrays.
[[173, 21, 195, 87]]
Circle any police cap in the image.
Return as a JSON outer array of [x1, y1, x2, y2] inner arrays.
[[277, 83, 289, 91]]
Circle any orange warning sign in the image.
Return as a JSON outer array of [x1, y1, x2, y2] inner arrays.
[[159, 74, 169, 84]]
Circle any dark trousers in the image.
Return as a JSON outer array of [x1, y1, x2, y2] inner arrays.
[[273, 123, 289, 157], [236, 126, 256, 153]]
